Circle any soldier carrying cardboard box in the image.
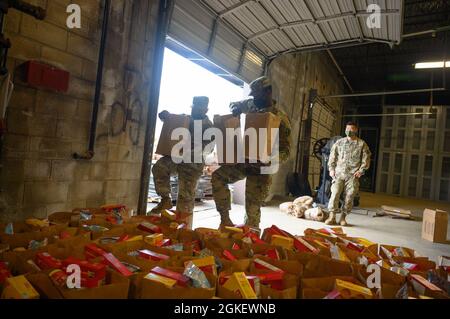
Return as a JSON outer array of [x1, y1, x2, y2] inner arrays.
[[151, 96, 214, 214], [212, 76, 292, 229]]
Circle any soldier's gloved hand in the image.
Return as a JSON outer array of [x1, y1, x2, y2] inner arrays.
[[230, 103, 242, 117], [354, 171, 363, 178], [159, 110, 170, 120]]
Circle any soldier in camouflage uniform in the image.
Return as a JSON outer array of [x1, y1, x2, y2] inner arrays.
[[326, 122, 371, 226], [151, 96, 214, 214], [212, 77, 291, 229]]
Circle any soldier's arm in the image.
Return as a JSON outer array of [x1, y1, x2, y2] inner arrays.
[[278, 116, 291, 163], [328, 143, 339, 172], [357, 142, 372, 175]]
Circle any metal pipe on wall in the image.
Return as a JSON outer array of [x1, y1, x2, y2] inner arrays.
[[137, 0, 174, 215], [321, 87, 446, 99], [73, 0, 111, 160]]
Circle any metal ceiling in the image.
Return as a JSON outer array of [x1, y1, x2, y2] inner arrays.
[[199, 0, 404, 59]]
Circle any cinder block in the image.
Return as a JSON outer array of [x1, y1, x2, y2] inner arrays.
[[7, 34, 41, 61], [56, 120, 89, 140], [92, 145, 108, 162], [128, 180, 140, 197], [22, 205, 48, 219], [35, 91, 78, 118], [1, 160, 24, 182], [90, 163, 107, 180], [8, 85, 36, 111], [0, 181, 24, 205], [105, 180, 128, 198], [51, 160, 90, 181], [67, 32, 98, 62], [76, 0, 101, 19], [5, 9, 21, 34], [45, 0, 71, 28], [106, 163, 121, 180], [41, 46, 83, 77], [7, 110, 57, 137], [126, 40, 143, 71], [76, 100, 93, 120], [30, 137, 72, 155], [29, 115, 58, 137], [2, 134, 30, 152], [24, 159, 51, 181], [86, 199, 104, 208], [82, 60, 97, 82], [120, 163, 141, 180], [51, 160, 76, 181], [68, 181, 104, 201], [24, 181, 69, 204], [46, 202, 70, 215], [66, 77, 95, 100], [21, 15, 68, 51], [5, 109, 31, 135]]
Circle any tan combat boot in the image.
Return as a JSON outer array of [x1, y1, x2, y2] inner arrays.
[[150, 197, 173, 214], [325, 212, 336, 225], [219, 212, 234, 229], [339, 214, 348, 226]]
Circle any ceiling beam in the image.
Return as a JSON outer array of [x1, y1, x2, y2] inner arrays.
[[246, 10, 400, 42]]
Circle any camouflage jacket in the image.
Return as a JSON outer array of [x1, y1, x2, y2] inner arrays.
[[238, 100, 292, 163], [328, 137, 371, 177]]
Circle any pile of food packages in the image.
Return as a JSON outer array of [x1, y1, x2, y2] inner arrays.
[[0, 205, 449, 299]]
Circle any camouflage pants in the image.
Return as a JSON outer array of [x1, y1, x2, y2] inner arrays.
[[151, 156, 203, 213], [327, 174, 360, 215], [212, 164, 272, 227]]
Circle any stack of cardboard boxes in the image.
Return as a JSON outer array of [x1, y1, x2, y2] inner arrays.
[[0, 205, 448, 299]]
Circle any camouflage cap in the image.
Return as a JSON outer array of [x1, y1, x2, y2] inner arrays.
[[249, 76, 272, 96], [192, 96, 209, 107]]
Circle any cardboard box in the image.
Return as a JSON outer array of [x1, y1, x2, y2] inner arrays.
[[244, 112, 281, 163], [156, 114, 191, 157], [138, 249, 170, 261], [102, 253, 134, 277], [162, 210, 177, 221], [144, 234, 164, 246], [223, 272, 257, 299], [213, 114, 242, 164], [422, 209, 448, 243], [335, 279, 373, 299], [144, 273, 177, 288], [223, 250, 237, 261], [224, 226, 243, 234], [270, 235, 294, 250], [137, 222, 162, 234], [35, 252, 62, 270], [253, 258, 283, 273], [184, 256, 217, 276], [1, 275, 40, 299], [150, 267, 190, 287], [410, 274, 444, 296]]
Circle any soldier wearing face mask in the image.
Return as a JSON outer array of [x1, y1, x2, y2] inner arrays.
[[326, 122, 371, 226]]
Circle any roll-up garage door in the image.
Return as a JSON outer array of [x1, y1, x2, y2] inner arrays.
[[168, 0, 266, 83]]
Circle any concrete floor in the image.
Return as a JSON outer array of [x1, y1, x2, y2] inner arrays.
[[149, 192, 450, 263]]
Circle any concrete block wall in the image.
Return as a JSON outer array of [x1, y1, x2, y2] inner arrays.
[[268, 52, 344, 197], [0, 0, 159, 221]]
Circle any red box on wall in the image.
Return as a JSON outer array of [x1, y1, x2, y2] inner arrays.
[[23, 60, 70, 92]]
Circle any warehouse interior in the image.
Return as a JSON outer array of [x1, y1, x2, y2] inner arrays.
[[0, 0, 449, 300]]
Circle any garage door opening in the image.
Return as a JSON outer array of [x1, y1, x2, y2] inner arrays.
[[148, 40, 248, 210]]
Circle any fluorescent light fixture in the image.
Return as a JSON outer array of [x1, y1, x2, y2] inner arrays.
[[415, 61, 450, 69]]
